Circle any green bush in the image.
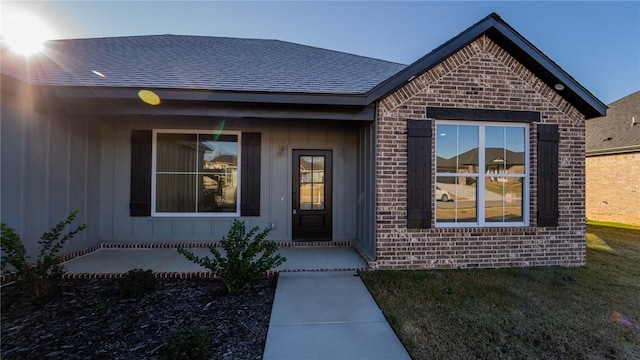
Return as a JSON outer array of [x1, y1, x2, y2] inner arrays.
[[161, 326, 211, 360], [1, 209, 87, 299], [178, 220, 285, 294], [119, 268, 157, 298]]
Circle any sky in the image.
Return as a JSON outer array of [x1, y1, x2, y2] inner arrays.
[[1, 1, 639, 105], [436, 124, 525, 159]]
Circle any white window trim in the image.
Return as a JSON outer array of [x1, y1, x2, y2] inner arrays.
[[151, 129, 242, 217], [435, 120, 530, 227]]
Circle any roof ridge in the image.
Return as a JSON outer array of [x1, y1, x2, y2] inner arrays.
[[46, 33, 278, 42], [268, 38, 407, 67], [605, 89, 640, 107]]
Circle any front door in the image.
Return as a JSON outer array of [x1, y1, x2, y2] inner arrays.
[[292, 150, 332, 241]]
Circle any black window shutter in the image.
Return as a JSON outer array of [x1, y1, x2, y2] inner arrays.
[[130, 130, 152, 216], [407, 119, 432, 229], [537, 124, 559, 227], [241, 132, 261, 216]]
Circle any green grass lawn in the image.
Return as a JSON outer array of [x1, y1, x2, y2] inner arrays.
[[361, 225, 640, 359], [587, 220, 640, 231]]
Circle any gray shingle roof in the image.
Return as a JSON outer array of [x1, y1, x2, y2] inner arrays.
[[2, 35, 406, 95], [586, 90, 640, 155]]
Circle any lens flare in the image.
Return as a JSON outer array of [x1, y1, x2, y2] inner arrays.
[[213, 119, 226, 140], [138, 90, 161, 105], [1, 8, 53, 56]]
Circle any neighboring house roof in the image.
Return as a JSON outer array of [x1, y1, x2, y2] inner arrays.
[[1, 34, 405, 95], [586, 90, 640, 156], [210, 155, 238, 166], [1, 13, 605, 118], [437, 148, 525, 169]]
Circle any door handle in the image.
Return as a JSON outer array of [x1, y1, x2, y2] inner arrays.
[[292, 209, 297, 214]]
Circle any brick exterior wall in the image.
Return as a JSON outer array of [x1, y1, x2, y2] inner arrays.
[[374, 35, 587, 269], [586, 152, 640, 226]]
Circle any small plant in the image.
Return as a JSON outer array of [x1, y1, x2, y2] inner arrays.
[[96, 301, 110, 311], [178, 220, 286, 294], [161, 326, 211, 360], [119, 268, 157, 298], [1, 209, 87, 299]]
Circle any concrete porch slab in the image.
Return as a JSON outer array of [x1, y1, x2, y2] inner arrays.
[[62, 246, 367, 275], [63, 249, 180, 274]]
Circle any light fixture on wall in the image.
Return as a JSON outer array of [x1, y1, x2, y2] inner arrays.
[[554, 83, 565, 91], [277, 143, 287, 157]]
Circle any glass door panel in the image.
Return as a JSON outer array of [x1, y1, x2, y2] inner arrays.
[[299, 155, 325, 210]]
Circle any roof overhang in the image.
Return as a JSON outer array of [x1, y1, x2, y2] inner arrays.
[[586, 145, 640, 157], [366, 13, 607, 119], [37, 85, 371, 106], [33, 84, 376, 121]]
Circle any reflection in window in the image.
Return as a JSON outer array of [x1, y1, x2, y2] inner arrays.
[[436, 177, 477, 223], [435, 123, 528, 226], [485, 126, 525, 175], [155, 132, 239, 214], [484, 126, 525, 222], [299, 156, 325, 210], [436, 125, 479, 173], [485, 180, 523, 222]]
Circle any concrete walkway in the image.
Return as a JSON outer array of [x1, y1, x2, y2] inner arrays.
[[62, 247, 411, 359], [263, 271, 411, 360]]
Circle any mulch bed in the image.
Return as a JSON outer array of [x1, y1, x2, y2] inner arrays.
[[1, 276, 277, 359]]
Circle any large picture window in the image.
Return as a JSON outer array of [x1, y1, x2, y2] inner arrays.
[[152, 130, 240, 216], [435, 122, 529, 226]]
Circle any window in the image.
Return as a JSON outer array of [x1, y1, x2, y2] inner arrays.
[[299, 155, 326, 210], [152, 130, 240, 216], [435, 122, 529, 226]]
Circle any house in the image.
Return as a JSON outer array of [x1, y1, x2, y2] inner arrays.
[[0, 13, 606, 269], [586, 91, 640, 226]]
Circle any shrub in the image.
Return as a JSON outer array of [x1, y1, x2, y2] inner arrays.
[[161, 326, 211, 360], [1, 210, 87, 299], [119, 268, 157, 298], [178, 220, 286, 294]]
